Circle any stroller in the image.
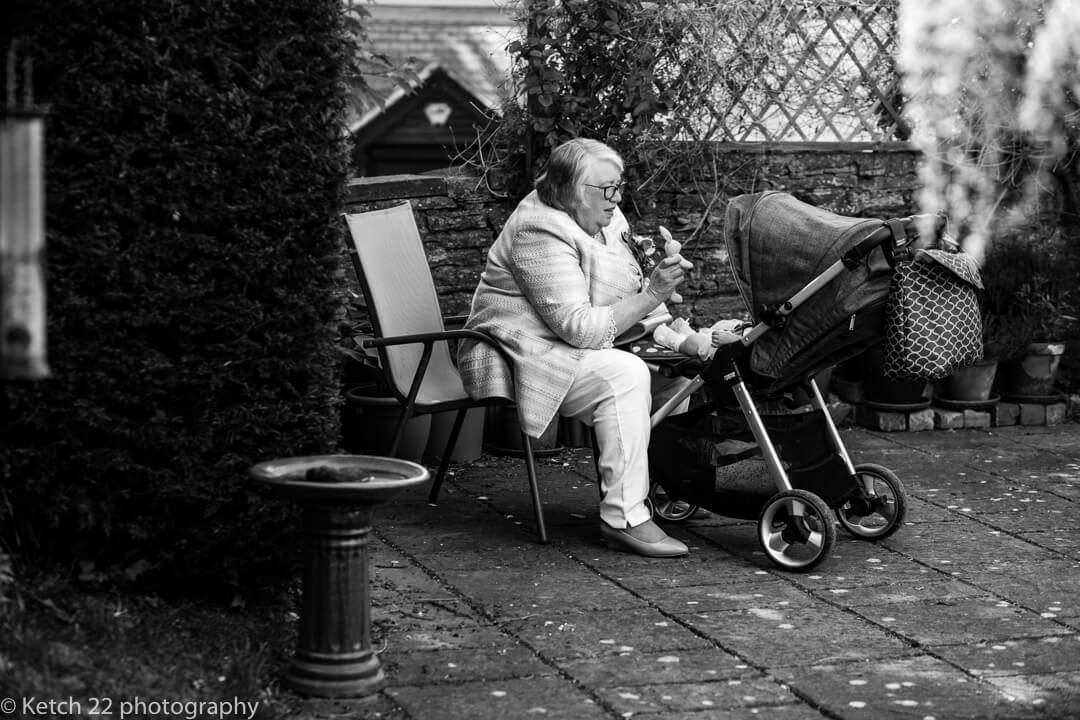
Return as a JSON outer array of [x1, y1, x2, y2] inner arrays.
[[640, 191, 948, 571]]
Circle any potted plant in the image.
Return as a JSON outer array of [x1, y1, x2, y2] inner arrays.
[[336, 321, 433, 462], [981, 239, 1078, 401], [935, 240, 1035, 408], [936, 312, 1021, 408], [998, 283, 1075, 400], [859, 345, 932, 411]]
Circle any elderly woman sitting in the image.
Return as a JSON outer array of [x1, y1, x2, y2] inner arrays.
[[457, 138, 693, 558]]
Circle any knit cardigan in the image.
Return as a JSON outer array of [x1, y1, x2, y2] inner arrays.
[[458, 191, 657, 438]]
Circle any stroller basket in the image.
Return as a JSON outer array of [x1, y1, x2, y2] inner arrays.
[[758, 411, 855, 507], [649, 404, 855, 520]]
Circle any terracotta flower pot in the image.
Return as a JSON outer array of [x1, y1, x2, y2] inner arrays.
[[483, 405, 561, 457], [424, 407, 485, 464], [940, 358, 999, 402], [343, 387, 432, 463], [860, 347, 931, 411]]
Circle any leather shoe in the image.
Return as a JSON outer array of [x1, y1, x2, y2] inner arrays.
[[601, 519, 688, 558]]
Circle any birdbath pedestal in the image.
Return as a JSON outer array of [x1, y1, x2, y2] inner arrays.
[[248, 454, 429, 698]]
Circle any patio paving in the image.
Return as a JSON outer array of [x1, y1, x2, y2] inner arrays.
[[291, 423, 1080, 720]]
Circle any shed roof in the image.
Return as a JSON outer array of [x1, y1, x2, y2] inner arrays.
[[354, 1, 518, 128]]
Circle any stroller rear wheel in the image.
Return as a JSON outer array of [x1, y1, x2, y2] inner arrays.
[[758, 489, 836, 572], [647, 480, 698, 522], [835, 463, 907, 540]]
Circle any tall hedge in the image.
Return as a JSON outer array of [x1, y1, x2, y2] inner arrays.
[[1, 0, 354, 594]]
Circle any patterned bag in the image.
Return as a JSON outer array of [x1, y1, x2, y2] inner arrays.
[[882, 248, 983, 380]]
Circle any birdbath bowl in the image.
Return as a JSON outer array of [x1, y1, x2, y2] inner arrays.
[[248, 454, 429, 698]]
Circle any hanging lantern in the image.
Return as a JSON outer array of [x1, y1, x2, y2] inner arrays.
[[1, 43, 49, 380]]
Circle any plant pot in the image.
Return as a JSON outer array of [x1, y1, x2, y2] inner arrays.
[[837, 352, 871, 382], [940, 358, 999, 402], [833, 353, 869, 403], [558, 416, 593, 449], [999, 342, 1066, 401], [484, 405, 561, 457], [791, 365, 835, 406], [343, 388, 431, 463], [423, 407, 485, 464], [861, 347, 931, 410]]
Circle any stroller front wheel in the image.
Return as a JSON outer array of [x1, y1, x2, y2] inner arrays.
[[835, 463, 907, 540], [758, 489, 836, 572]]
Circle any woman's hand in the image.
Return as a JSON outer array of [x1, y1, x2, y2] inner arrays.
[[647, 255, 687, 301], [648, 226, 691, 302]]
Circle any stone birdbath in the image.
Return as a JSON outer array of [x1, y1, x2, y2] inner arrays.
[[248, 454, 429, 697]]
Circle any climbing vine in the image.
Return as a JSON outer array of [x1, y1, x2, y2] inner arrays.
[[459, 0, 903, 219]]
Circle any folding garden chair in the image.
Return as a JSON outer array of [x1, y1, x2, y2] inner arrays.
[[343, 201, 548, 542]]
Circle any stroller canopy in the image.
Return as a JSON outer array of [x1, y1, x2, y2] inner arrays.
[[724, 191, 894, 381]]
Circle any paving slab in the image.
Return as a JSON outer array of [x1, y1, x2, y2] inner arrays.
[[928, 485, 1067, 517], [596, 703, 831, 720], [379, 642, 556, 686], [1014, 528, 1080, 559], [557, 646, 754, 686], [386, 676, 610, 720], [964, 561, 1080, 622], [291, 695, 406, 720], [963, 502, 1080, 533], [902, 471, 1030, 500], [673, 604, 917, 668], [370, 555, 456, 602], [1037, 478, 1080, 502], [442, 566, 648, 618], [930, 636, 1080, 677], [983, 670, 1080, 718], [877, 520, 1066, 580], [995, 423, 1080, 446], [593, 675, 799, 715], [817, 577, 989, 606], [501, 606, 716, 660], [371, 596, 485, 637], [773, 655, 1047, 719], [896, 495, 962, 523], [785, 542, 938, 587], [598, 552, 759, 590], [857, 596, 1066, 645], [642, 575, 821, 612]]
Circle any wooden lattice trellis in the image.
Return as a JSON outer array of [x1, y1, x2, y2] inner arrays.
[[676, 0, 905, 143]]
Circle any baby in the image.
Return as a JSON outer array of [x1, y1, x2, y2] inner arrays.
[[643, 226, 747, 359], [653, 317, 746, 360]]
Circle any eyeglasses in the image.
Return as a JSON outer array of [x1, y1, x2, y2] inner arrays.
[[583, 181, 626, 201]]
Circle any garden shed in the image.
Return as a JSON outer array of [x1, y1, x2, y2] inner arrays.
[[348, 63, 494, 177], [348, 0, 514, 176]]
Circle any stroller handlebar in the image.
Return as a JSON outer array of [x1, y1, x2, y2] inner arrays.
[[749, 211, 949, 341], [841, 212, 947, 269]]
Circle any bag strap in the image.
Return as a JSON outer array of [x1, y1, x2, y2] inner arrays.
[[883, 218, 907, 268]]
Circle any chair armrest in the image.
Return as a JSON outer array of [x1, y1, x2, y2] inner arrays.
[[362, 329, 517, 389], [365, 328, 515, 368]]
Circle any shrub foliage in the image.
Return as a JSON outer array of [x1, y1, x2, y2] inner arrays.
[[464, 0, 902, 203], [1, 0, 356, 593]]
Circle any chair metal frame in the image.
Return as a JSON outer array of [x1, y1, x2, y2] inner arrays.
[[343, 202, 548, 542]]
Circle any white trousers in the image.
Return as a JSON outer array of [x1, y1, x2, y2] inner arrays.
[[559, 348, 689, 529]]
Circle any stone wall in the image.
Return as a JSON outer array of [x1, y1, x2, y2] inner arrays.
[[344, 142, 920, 323]]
